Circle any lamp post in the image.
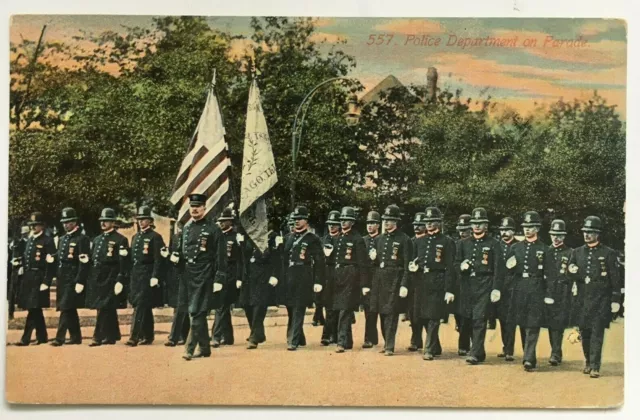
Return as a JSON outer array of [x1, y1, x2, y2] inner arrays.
[[290, 78, 361, 211]]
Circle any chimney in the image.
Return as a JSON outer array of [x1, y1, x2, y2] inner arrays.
[[426, 67, 438, 103]]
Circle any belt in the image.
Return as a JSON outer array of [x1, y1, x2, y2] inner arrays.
[[289, 261, 312, 267], [469, 271, 493, 277], [520, 273, 542, 279], [335, 263, 356, 268], [133, 261, 154, 266], [422, 268, 446, 273], [28, 267, 41, 271], [379, 263, 401, 269]]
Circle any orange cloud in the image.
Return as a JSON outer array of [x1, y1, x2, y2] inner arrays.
[[579, 20, 626, 36], [374, 19, 445, 35]]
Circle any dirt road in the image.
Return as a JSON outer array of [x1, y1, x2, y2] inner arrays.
[[5, 311, 624, 408]]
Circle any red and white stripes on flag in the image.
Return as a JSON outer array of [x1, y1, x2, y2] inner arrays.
[[170, 77, 230, 225]]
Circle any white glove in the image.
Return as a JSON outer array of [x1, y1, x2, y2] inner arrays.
[[313, 284, 323, 293], [11, 258, 20, 267], [269, 277, 278, 287], [236, 280, 242, 289], [572, 282, 578, 296], [568, 264, 578, 274], [150, 277, 159, 287], [369, 248, 377, 261], [213, 282, 223, 293], [460, 260, 470, 271], [275, 235, 283, 247], [490, 289, 501, 303], [18, 267, 24, 276], [119, 247, 128, 257], [544, 297, 554, 305], [621, 288, 625, 294], [114, 282, 123, 295], [236, 233, 245, 244], [362, 287, 370, 296], [75, 283, 84, 294], [506, 256, 517, 269], [323, 245, 334, 257], [408, 259, 419, 272], [160, 247, 169, 258], [170, 253, 180, 263], [611, 302, 620, 313], [399, 286, 408, 298], [444, 292, 455, 304], [79, 254, 89, 264], [39, 283, 49, 291], [46, 254, 55, 263]]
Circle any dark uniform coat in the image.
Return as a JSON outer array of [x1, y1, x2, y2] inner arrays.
[[55, 228, 91, 310], [9, 237, 28, 308], [219, 227, 243, 307], [403, 231, 456, 320], [545, 244, 574, 330], [17, 232, 56, 309], [129, 227, 165, 308], [497, 238, 517, 320], [361, 233, 379, 309], [369, 229, 412, 315], [568, 243, 621, 329], [455, 235, 504, 320], [319, 233, 340, 308], [177, 218, 227, 314], [238, 231, 284, 308], [164, 232, 183, 309], [331, 229, 367, 311], [283, 228, 325, 308], [506, 238, 555, 328], [85, 230, 130, 309]]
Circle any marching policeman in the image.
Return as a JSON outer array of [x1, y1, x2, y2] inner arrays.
[[361, 211, 381, 349], [455, 208, 504, 365], [283, 205, 325, 351], [8, 224, 30, 320], [545, 219, 574, 366], [330, 206, 367, 353], [85, 208, 129, 346], [404, 207, 455, 360], [568, 216, 621, 378], [126, 206, 165, 346], [505, 211, 555, 371], [177, 193, 228, 360], [369, 204, 412, 356], [495, 217, 524, 360], [407, 212, 427, 352], [14, 212, 56, 346], [453, 214, 472, 355], [51, 208, 90, 346], [320, 210, 341, 346], [165, 221, 190, 346], [238, 226, 283, 349], [211, 207, 243, 347]]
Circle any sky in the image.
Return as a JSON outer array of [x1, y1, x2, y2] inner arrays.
[[10, 15, 627, 118]]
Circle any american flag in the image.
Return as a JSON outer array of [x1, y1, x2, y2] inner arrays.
[[170, 72, 231, 224]]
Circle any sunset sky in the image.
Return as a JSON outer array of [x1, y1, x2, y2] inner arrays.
[[10, 16, 627, 118]]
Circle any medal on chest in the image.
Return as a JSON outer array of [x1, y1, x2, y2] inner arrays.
[[536, 250, 544, 269], [200, 236, 208, 252], [143, 238, 150, 255], [599, 256, 607, 276], [35, 244, 42, 261], [299, 242, 308, 260], [107, 241, 115, 257], [345, 242, 353, 260], [560, 256, 568, 274], [226, 240, 233, 257], [481, 247, 490, 265], [435, 245, 443, 263], [68, 242, 76, 260], [391, 242, 399, 260]]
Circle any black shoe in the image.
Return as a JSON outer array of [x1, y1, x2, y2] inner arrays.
[[182, 353, 193, 361], [138, 339, 153, 346], [384, 350, 394, 356], [497, 352, 506, 358], [336, 346, 345, 353], [125, 340, 138, 347], [287, 345, 297, 351], [505, 355, 514, 362], [466, 356, 479, 365], [68, 339, 82, 345], [102, 340, 116, 345], [50, 340, 63, 347], [458, 350, 468, 356], [423, 353, 434, 361], [34, 340, 47, 345], [312, 320, 319, 327], [590, 370, 600, 378], [88, 341, 102, 347], [247, 342, 258, 349], [362, 341, 373, 349], [14, 341, 29, 346], [165, 341, 177, 347], [320, 339, 330, 346], [177, 340, 186, 345], [407, 345, 419, 352], [378, 349, 386, 354], [193, 351, 211, 358], [487, 320, 497, 330], [211, 340, 221, 348], [524, 361, 535, 372], [221, 340, 234, 346], [583, 366, 592, 375], [549, 357, 559, 366]]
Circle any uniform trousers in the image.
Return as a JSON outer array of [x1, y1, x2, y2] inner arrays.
[[247, 305, 268, 344], [336, 310, 354, 348], [21, 308, 48, 344], [581, 323, 606, 371], [421, 318, 443, 356], [168, 308, 190, 343], [470, 318, 487, 361], [321, 309, 339, 342], [523, 327, 541, 367], [130, 305, 154, 342], [548, 329, 564, 361], [363, 307, 380, 345], [185, 311, 211, 356], [457, 315, 472, 352], [380, 313, 399, 352], [55, 309, 81, 343], [93, 307, 120, 343], [212, 304, 234, 344], [286, 305, 307, 347]]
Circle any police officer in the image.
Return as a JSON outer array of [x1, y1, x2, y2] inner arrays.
[[545, 219, 574, 366], [320, 210, 341, 345], [330, 206, 367, 353], [14, 212, 56, 346], [404, 207, 455, 360], [495, 217, 523, 360], [50, 208, 90, 346], [85, 208, 129, 346], [455, 208, 504, 365], [8, 224, 30, 320], [568, 216, 621, 378], [211, 207, 243, 347], [454, 214, 472, 355], [176, 193, 227, 360], [369, 204, 412, 356], [362, 211, 381, 349], [505, 211, 555, 371], [126, 206, 165, 346], [165, 221, 190, 346], [407, 212, 427, 352], [283, 205, 325, 351]]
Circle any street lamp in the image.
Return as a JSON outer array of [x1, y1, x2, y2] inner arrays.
[[290, 77, 361, 210]]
